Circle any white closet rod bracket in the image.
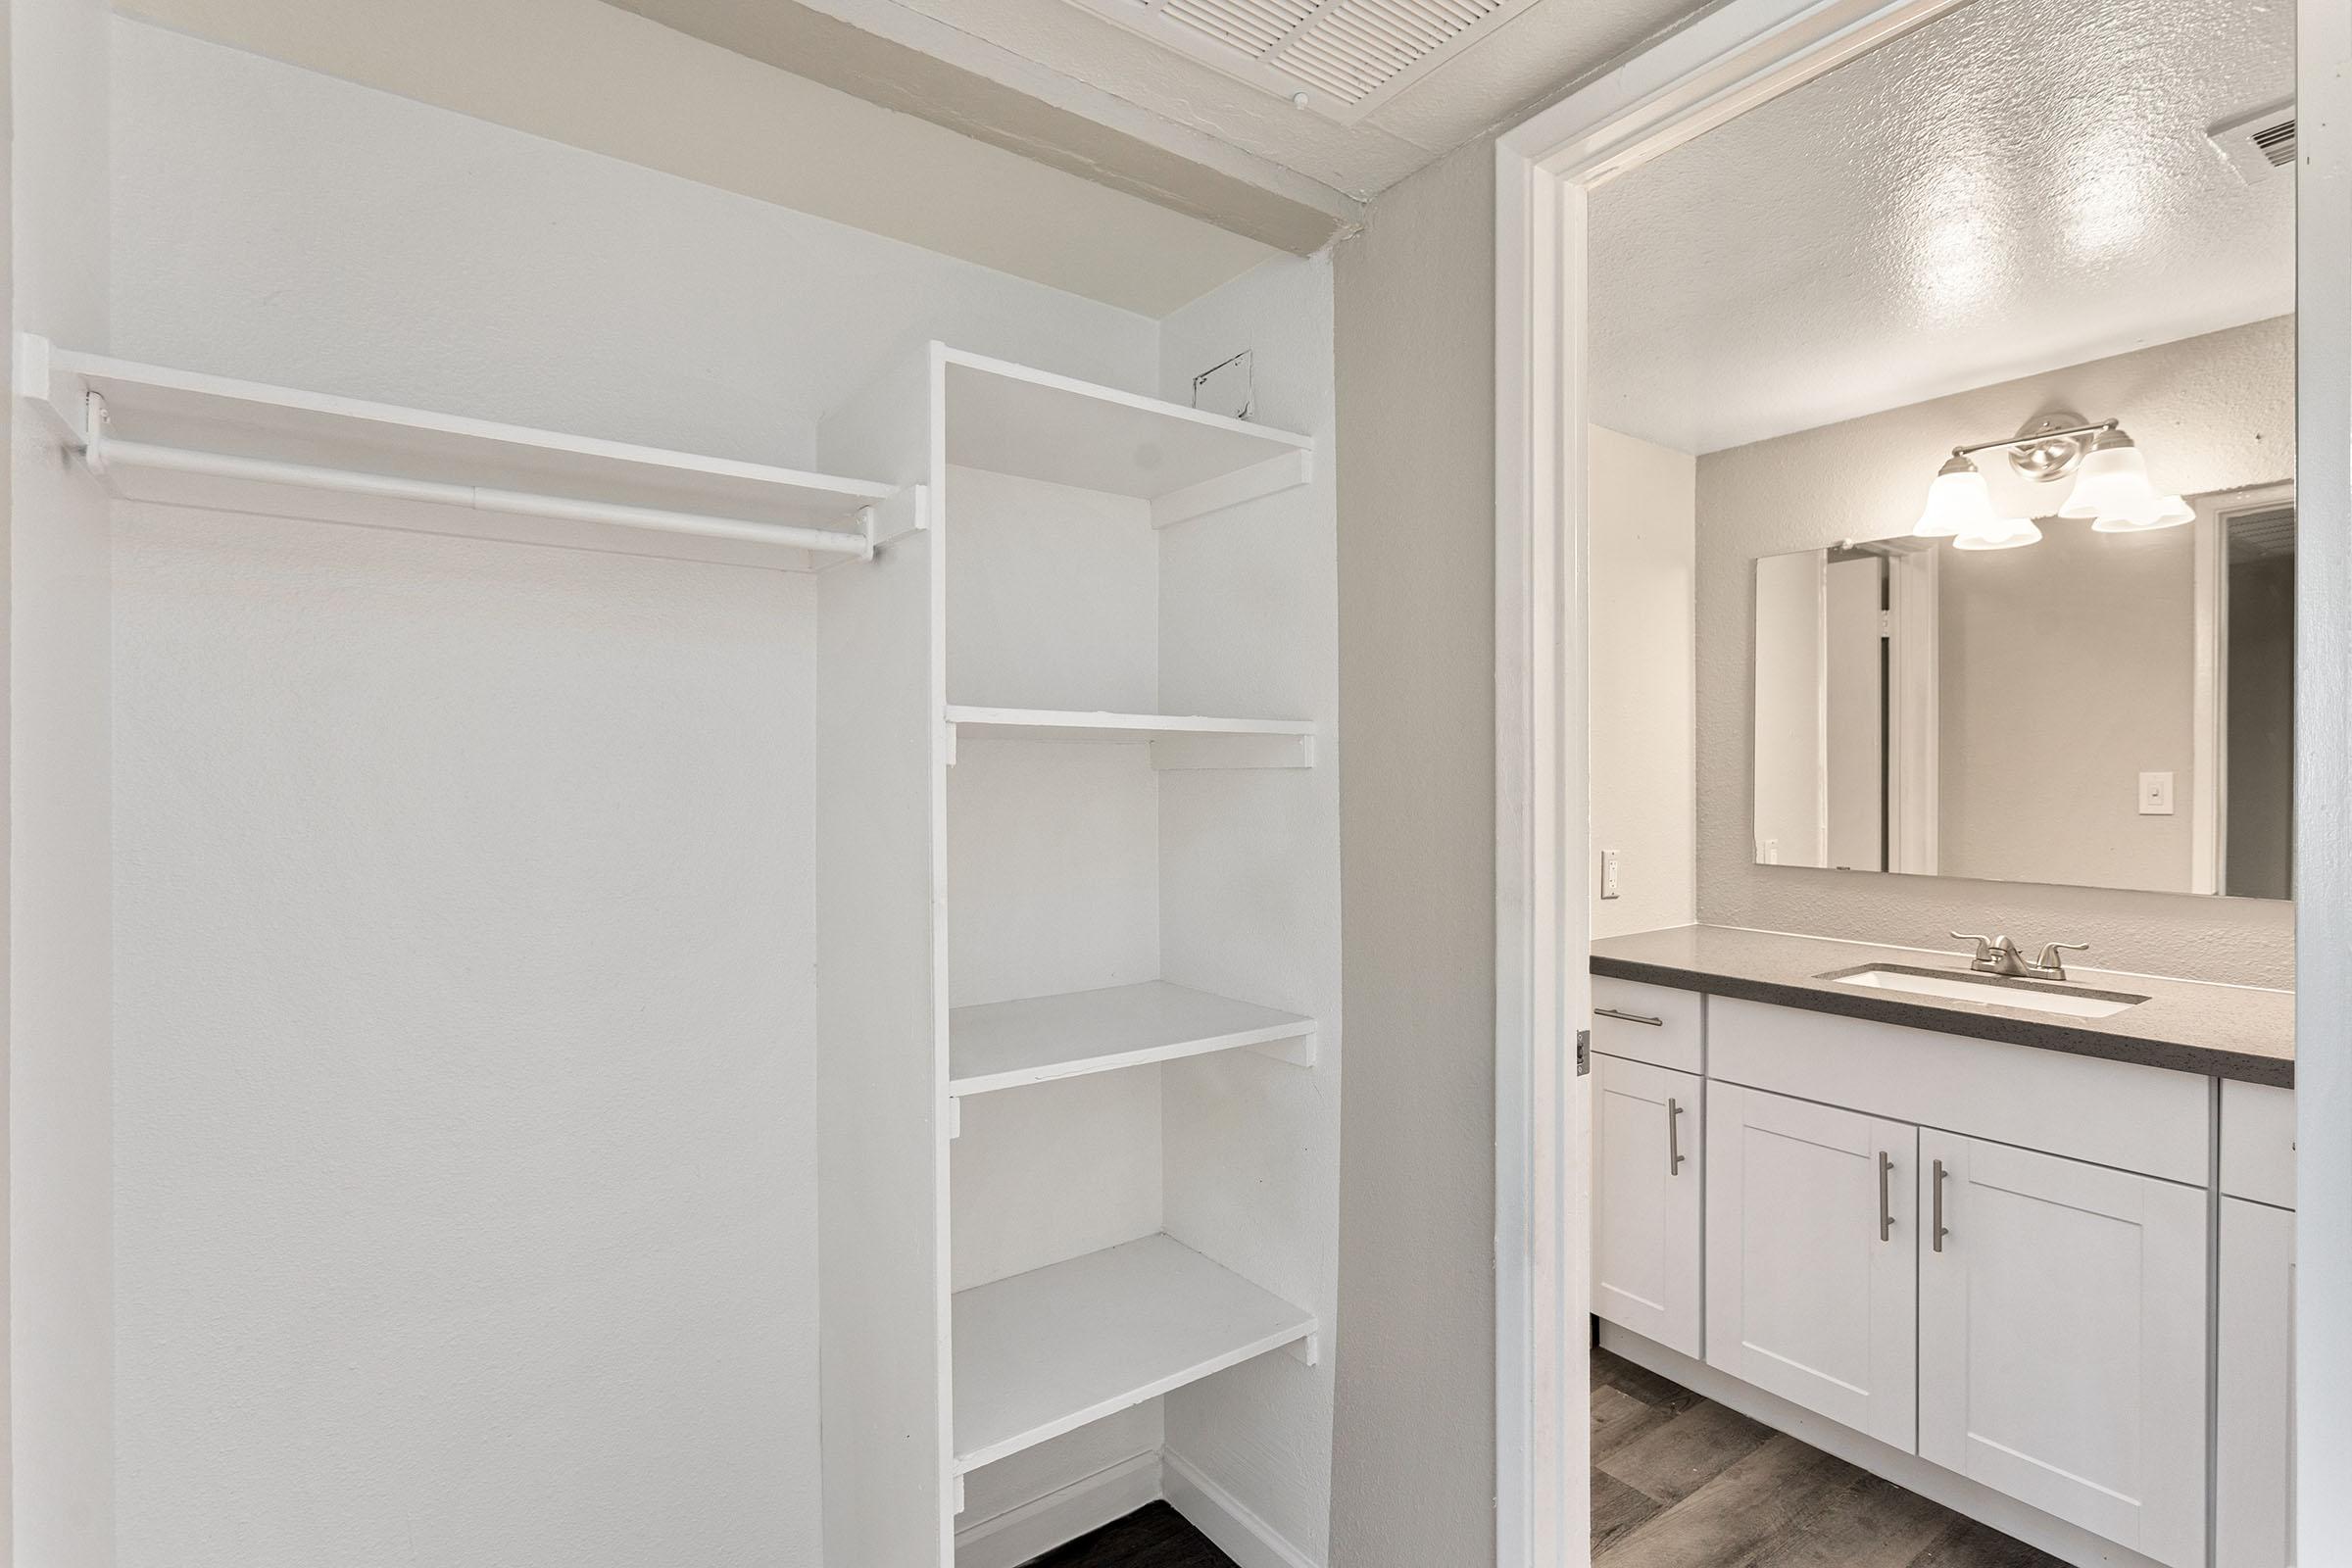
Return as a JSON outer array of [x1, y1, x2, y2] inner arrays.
[[72, 389, 882, 560], [815, 483, 928, 574]]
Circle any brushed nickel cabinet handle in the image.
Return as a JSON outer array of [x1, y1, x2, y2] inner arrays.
[[1878, 1151, 1894, 1242], [1933, 1158, 1948, 1253], [1595, 1007, 1664, 1027], [1668, 1099, 1686, 1175]]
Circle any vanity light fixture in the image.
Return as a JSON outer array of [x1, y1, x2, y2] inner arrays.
[[1911, 454, 2039, 548], [1911, 412, 2192, 546]]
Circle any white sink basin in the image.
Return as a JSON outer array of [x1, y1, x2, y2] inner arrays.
[[1827, 965, 2146, 1019]]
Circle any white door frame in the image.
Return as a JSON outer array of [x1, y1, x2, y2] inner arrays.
[[1493, 2, 1982, 1561]]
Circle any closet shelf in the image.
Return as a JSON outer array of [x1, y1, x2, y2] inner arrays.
[[18, 335, 902, 563], [952, 1235, 1317, 1473], [943, 706, 1316, 768], [949, 981, 1314, 1098], [942, 348, 1312, 527]]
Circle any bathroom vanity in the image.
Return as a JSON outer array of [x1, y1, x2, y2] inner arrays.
[[1588, 925, 2294, 1568]]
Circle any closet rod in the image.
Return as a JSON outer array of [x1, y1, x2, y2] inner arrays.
[[82, 395, 877, 559]]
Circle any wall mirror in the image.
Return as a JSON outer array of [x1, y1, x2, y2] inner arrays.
[[1752, 482, 2295, 898]]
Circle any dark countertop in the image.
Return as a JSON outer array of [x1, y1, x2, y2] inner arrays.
[[1590, 924, 2294, 1087]]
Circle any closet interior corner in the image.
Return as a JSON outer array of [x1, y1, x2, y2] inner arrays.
[[45, 43, 1340, 1546]]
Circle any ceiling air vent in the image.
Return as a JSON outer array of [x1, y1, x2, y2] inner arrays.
[[2208, 101, 2296, 184], [1075, 0, 1547, 124]]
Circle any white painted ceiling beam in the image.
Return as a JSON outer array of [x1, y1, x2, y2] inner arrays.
[[607, 0, 1368, 253]]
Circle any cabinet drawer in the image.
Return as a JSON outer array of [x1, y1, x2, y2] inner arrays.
[[1592, 977, 1701, 1073], [1708, 997, 2208, 1185], [2222, 1082, 2296, 1209]]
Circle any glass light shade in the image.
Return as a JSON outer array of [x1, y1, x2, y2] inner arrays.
[[1952, 514, 2043, 551], [2058, 432, 2161, 520], [2091, 492, 2194, 532], [1913, 459, 1995, 538]]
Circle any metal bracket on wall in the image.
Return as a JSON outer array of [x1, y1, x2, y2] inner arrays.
[[1576, 1029, 1592, 1076]]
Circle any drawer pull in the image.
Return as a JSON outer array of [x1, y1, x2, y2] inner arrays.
[[1595, 1007, 1664, 1028], [1668, 1098, 1686, 1175], [1878, 1150, 1894, 1242]]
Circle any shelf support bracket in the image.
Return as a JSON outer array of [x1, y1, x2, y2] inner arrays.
[[946, 1097, 961, 1141], [1283, 1330, 1320, 1367], [1249, 1029, 1317, 1068]]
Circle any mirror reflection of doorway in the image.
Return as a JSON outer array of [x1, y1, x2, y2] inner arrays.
[[2223, 501, 2296, 899]]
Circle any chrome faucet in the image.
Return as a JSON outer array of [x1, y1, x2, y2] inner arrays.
[[1951, 933, 2089, 982]]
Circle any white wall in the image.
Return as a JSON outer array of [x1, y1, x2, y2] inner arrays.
[[1696, 316, 2297, 985], [113, 509, 824, 1568], [1157, 252, 1343, 1564], [115, 0, 1274, 316], [1589, 425, 1697, 937], [10, 0, 117, 1561], [108, 18, 1159, 468], [1328, 136, 1497, 1567], [103, 19, 1171, 1564]]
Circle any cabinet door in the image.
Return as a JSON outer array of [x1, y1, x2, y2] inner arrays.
[[2218, 1196, 2294, 1567], [1919, 1133, 2207, 1568], [1591, 1054, 1702, 1356], [1704, 1082, 1917, 1450]]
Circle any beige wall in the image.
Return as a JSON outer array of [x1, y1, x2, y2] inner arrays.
[[1591, 425, 1698, 937], [1696, 316, 2296, 985], [1329, 136, 1497, 1566]]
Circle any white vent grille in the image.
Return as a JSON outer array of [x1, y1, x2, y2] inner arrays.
[[1076, 0, 1545, 123], [2208, 101, 2296, 184]]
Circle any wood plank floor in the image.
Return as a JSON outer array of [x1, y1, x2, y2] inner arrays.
[[1024, 1500, 1236, 1567], [1592, 1348, 2069, 1567]]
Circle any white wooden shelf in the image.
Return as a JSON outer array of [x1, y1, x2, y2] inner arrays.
[[18, 335, 904, 565], [942, 348, 1312, 527], [951, 1234, 1316, 1473], [949, 981, 1314, 1098], [943, 706, 1315, 768]]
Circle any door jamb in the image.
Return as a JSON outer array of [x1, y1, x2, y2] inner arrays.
[[1492, 3, 1971, 1561]]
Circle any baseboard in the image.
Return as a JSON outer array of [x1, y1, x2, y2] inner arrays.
[[954, 1451, 1162, 1568], [1161, 1450, 1320, 1568], [1597, 1323, 2175, 1568]]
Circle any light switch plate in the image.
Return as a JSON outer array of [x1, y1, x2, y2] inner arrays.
[[2139, 770, 2176, 815]]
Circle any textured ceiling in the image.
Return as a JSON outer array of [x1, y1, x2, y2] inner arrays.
[[1588, 0, 2295, 455]]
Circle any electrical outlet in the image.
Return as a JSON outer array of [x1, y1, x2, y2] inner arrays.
[[1600, 849, 1620, 900], [2139, 771, 2176, 815]]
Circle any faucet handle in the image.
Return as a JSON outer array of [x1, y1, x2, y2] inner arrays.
[[2034, 941, 2089, 971], [1950, 931, 1999, 956]]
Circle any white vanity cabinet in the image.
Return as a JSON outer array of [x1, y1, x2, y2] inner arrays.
[[2218, 1081, 2297, 1568], [1918, 1134, 2210, 1568], [1591, 977, 2251, 1568], [1590, 1054, 1702, 1355], [2217, 1197, 2294, 1568], [1703, 1083, 1918, 1450]]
